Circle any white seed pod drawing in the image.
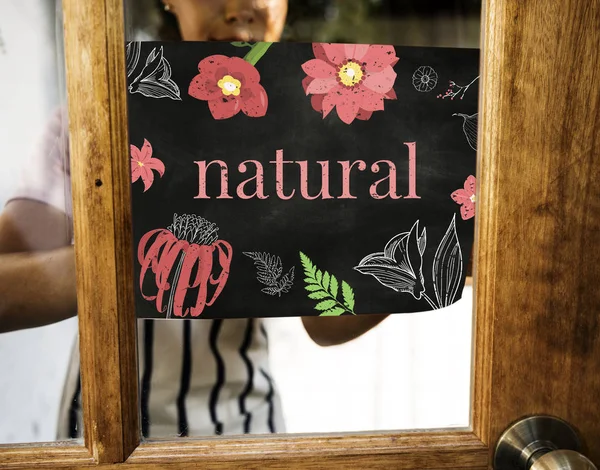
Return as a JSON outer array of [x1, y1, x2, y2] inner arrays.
[[412, 66, 439, 92]]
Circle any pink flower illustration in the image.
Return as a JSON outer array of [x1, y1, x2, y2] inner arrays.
[[131, 139, 165, 192], [188, 55, 268, 120], [301, 43, 399, 124], [451, 175, 477, 220], [138, 214, 233, 318]]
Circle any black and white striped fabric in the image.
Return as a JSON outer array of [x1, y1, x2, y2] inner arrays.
[[57, 318, 285, 439]]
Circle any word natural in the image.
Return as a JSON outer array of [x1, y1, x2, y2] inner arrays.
[[195, 144, 419, 200]]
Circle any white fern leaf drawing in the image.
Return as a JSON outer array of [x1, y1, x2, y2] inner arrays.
[[277, 267, 295, 295], [244, 252, 294, 297]]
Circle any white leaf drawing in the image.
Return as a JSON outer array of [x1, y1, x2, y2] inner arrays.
[[126, 41, 141, 78], [277, 267, 295, 296], [244, 252, 294, 297], [432, 215, 464, 308], [129, 46, 182, 101], [453, 113, 478, 151]]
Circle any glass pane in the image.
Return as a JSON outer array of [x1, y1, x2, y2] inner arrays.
[[0, 0, 81, 443], [125, 0, 479, 438]]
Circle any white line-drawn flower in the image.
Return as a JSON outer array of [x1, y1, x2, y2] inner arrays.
[[129, 46, 182, 101], [412, 66, 438, 92], [354, 221, 427, 300]]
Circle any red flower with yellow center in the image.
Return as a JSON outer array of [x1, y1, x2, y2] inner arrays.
[[302, 43, 399, 124], [189, 55, 268, 120], [451, 175, 477, 220], [130, 139, 165, 192]]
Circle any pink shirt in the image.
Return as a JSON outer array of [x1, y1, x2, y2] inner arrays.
[[10, 108, 72, 222]]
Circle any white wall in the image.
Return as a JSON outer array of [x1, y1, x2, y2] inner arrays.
[[268, 288, 473, 433], [0, 0, 78, 444]]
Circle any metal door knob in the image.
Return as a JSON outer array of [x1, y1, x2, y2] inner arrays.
[[530, 450, 596, 470], [494, 416, 597, 470]]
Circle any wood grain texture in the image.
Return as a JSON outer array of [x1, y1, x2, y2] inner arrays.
[[0, 433, 487, 469], [62, 0, 139, 464], [127, 431, 487, 468], [0, 432, 486, 469], [474, 0, 600, 464], [26, 464, 487, 470], [0, 445, 94, 468], [2, 463, 485, 470], [4, 1, 600, 469]]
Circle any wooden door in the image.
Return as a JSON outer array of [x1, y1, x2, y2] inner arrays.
[[1, 0, 598, 468]]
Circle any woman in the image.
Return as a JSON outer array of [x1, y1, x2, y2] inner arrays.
[[0, 0, 387, 439]]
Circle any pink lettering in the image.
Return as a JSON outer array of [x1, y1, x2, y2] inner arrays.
[[194, 160, 232, 199], [339, 160, 367, 199], [269, 149, 295, 200], [369, 160, 402, 199], [298, 161, 333, 200], [237, 160, 268, 200], [404, 142, 420, 199]]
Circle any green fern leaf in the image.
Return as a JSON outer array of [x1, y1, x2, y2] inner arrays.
[[305, 284, 322, 292], [320, 306, 345, 317], [329, 275, 339, 299], [299, 251, 316, 277], [322, 272, 330, 290], [299, 252, 357, 316], [309, 291, 329, 300], [315, 299, 337, 311], [342, 281, 355, 313]]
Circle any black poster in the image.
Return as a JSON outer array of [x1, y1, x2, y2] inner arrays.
[[126, 41, 479, 320]]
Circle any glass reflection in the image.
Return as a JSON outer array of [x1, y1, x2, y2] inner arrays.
[[0, 0, 79, 443], [127, 0, 480, 439]]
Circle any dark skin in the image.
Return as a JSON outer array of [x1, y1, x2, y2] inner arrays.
[[0, 0, 388, 345]]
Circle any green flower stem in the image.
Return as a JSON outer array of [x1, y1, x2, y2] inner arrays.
[[230, 41, 253, 48], [243, 42, 273, 66], [422, 293, 438, 310]]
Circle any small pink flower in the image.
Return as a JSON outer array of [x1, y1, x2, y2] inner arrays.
[[131, 139, 165, 192], [188, 55, 268, 120], [301, 43, 398, 124], [451, 175, 476, 220]]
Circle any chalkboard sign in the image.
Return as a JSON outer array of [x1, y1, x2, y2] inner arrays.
[[126, 41, 479, 320]]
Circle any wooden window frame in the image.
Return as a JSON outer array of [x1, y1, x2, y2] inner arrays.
[[1, 0, 599, 468]]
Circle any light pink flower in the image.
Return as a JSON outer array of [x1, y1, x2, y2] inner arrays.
[[451, 175, 476, 220], [131, 139, 165, 192], [301, 43, 399, 124]]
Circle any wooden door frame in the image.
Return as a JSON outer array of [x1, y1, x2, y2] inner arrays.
[[1, 0, 599, 468]]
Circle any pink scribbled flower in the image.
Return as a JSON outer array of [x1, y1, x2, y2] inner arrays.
[[301, 43, 399, 124], [451, 175, 477, 220], [138, 214, 233, 318], [131, 139, 165, 192], [188, 55, 268, 120]]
